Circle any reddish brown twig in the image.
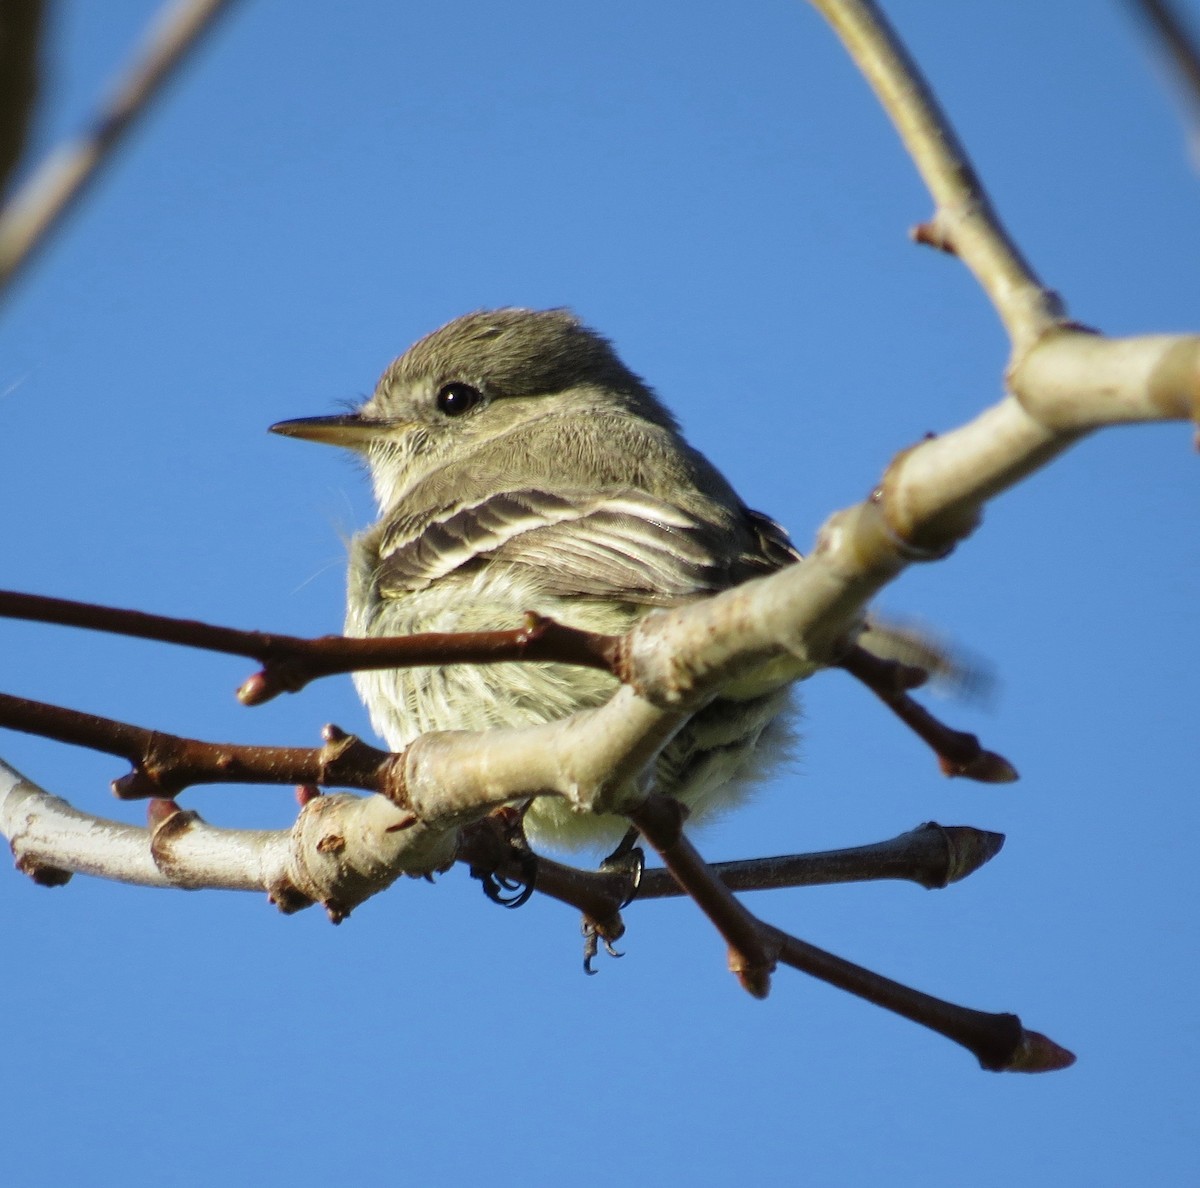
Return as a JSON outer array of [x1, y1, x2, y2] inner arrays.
[[626, 794, 782, 998], [770, 929, 1074, 1073], [0, 590, 621, 703], [0, 691, 394, 799], [634, 821, 1004, 898], [838, 644, 1018, 782], [624, 793, 1070, 1072], [0, 591, 1017, 789], [911, 218, 957, 254], [1, 686, 1065, 1069], [459, 821, 1006, 964]]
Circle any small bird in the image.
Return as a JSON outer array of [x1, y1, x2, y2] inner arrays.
[[272, 308, 808, 851]]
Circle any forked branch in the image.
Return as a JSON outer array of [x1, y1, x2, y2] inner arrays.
[[626, 793, 1071, 1073], [0, 588, 1011, 780], [1, 0, 1195, 1074], [3, 749, 1036, 1068]]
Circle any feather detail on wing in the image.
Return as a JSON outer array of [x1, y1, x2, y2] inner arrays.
[[376, 488, 799, 605], [745, 507, 803, 569]]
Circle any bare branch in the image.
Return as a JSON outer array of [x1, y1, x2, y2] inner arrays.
[[478, 821, 1005, 939], [0, 0, 237, 296], [625, 793, 1069, 1072], [1008, 331, 1200, 431], [3, 730, 1002, 923], [6, 746, 1046, 1066], [627, 794, 780, 997], [0, 590, 621, 703], [0, 690, 402, 801], [1, 0, 1191, 1073], [0, 682, 683, 850], [770, 930, 1075, 1073], [809, 0, 1064, 349], [0, 0, 43, 197], [634, 822, 1006, 898], [1130, 0, 1200, 155], [618, 330, 1194, 724], [838, 646, 1016, 782], [0, 758, 453, 916]]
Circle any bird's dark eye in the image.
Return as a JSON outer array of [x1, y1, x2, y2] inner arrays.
[[436, 381, 483, 417]]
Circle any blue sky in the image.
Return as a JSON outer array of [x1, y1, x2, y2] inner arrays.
[[1, 2, 1197, 1184]]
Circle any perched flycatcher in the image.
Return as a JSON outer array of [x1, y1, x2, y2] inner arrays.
[[272, 308, 808, 850]]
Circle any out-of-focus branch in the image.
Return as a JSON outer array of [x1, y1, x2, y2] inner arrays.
[[1130, 0, 1200, 156], [0, 0, 44, 197], [0, 0, 237, 296]]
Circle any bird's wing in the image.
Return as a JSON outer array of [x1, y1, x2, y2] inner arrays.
[[744, 507, 803, 569], [376, 488, 797, 605]]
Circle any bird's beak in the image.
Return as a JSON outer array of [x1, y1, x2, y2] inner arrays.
[[269, 413, 378, 449]]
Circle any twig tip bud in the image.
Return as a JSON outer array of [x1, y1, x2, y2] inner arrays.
[[1004, 1029, 1077, 1074], [236, 671, 272, 706], [939, 749, 1019, 784]]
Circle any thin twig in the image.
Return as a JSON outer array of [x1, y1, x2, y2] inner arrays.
[[770, 929, 1075, 1072], [0, 588, 1024, 784], [0, 590, 621, 702], [459, 821, 1005, 930], [0, 691, 394, 799], [462, 820, 1007, 953], [626, 794, 781, 998], [623, 795, 1070, 1071], [1130, 0, 1200, 149], [0, 0, 237, 295], [838, 645, 1017, 782], [634, 822, 1005, 898], [808, 0, 1064, 349]]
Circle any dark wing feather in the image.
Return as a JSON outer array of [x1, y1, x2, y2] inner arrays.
[[376, 488, 798, 605], [745, 508, 803, 571]]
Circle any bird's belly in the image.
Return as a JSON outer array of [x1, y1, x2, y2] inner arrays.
[[346, 566, 798, 851]]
